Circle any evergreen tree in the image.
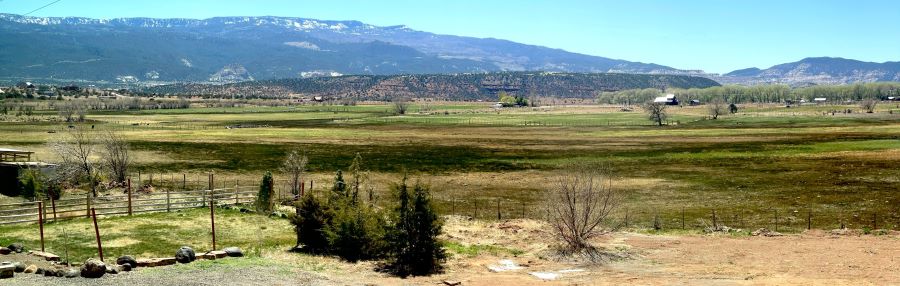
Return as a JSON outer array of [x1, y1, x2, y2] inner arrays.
[[388, 178, 445, 277], [330, 170, 347, 201], [291, 193, 332, 253], [256, 171, 275, 214]]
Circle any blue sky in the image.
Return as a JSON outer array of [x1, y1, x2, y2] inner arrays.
[[2, 0, 898, 73]]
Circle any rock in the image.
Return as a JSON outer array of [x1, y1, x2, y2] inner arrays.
[[80, 258, 106, 278], [35, 267, 44, 275], [117, 255, 137, 269], [7, 243, 24, 253], [105, 265, 119, 274], [199, 250, 227, 260], [0, 247, 11, 255], [136, 258, 156, 267], [31, 251, 61, 262], [0, 264, 14, 279], [175, 246, 196, 263], [751, 228, 783, 237], [42, 267, 58, 276], [23, 264, 37, 274], [223, 247, 244, 257], [119, 263, 132, 272], [64, 268, 79, 278], [157, 257, 176, 266], [443, 280, 462, 286], [13, 262, 25, 272]]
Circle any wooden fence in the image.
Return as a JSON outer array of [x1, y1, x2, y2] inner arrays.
[[0, 186, 258, 225]]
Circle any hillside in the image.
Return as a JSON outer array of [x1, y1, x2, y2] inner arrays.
[[0, 13, 696, 85], [721, 57, 900, 85], [144, 72, 721, 100]]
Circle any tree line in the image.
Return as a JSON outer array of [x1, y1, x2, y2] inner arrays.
[[598, 82, 900, 104]]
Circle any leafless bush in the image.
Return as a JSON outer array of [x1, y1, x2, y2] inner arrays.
[[860, 99, 878, 113], [641, 101, 668, 126], [47, 127, 99, 195], [707, 98, 727, 119], [392, 96, 410, 115], [546, 166, 621, 251], [56, 101, 87, 122], [99, 130, 130, 184], [281, 148, 308, 196]]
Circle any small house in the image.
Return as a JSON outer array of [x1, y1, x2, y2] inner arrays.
[[653, 94, 679, 105], [813, 98, 827, 104], [689, 99, 701, 106]]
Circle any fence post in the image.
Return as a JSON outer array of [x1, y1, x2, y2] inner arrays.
[[37, 201, 44, 252], [712, 210, 717, 230], [874, 213, 878, 230], [51, 196, 57, 222], [166, 187, 171, 213], [182, 173, 186, 191], [774, 209, 778, 232], [681, 207, 685, 230], [85, 193, 91, 218], [473, 200, 478, 219], [91, 208, 103, 262], [496, 199, 501, 220], [210, 188, 217, 251], [234, 180, 239, 205], [127, 178, 133, 216], [521, 202, 526, 219], [807, 209, 812, 230]]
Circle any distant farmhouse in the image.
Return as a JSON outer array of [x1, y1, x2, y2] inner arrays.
[[653, 94, 679, 105], [814, 97, 827, 104]]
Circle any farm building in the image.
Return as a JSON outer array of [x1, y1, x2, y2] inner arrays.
[[0, 148, 56, 197], [653, 94, 679, 105], [813, 98, 827, 103]]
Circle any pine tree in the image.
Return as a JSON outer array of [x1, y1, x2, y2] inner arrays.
[[330, 170, 347, 201], [291, 193, 332, 253], [388, 178, 445, 277], [256, 171, 275, 214]]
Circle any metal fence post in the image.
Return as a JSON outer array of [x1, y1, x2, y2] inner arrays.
[[127, 178, 133, 216], [37, 201, 44, 252]]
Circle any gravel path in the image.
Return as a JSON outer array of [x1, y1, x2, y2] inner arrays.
[[4, 263, 331, 286]]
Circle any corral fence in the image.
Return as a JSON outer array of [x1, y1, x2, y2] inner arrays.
[[2, 175, 898, 234], [427, 195, 900, 234]]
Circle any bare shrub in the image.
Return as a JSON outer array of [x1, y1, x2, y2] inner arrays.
[[48, 127, 99, 195], [99, 130, 130, 184], [860, 99, 878, 113], [392, 97, 410, 115], [281, 148, 309, 196], [546, 166, 621, 251], [707, 98, 727, 119], [641, 101, 668, 126]]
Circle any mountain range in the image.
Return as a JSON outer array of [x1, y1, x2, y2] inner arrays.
[[0, 13, 897, 87], [719, 57, 900, 86]]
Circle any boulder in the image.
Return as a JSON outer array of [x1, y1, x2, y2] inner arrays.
[[223, 247, 244, 257], [42, 267, 58, 277], [13, 262, 25, 272], [175, 246, 196, 263], [80, 258, 106, 278], [64, 268, 79, 278], [105, 265, 119, 274], [23, 264, 37, 274], [200, 251, 227, 260], [119, 263, 132, 272], [0, 264, 14, 279], [0, 247, 11, 255], [117, 255, 137, 269], [6, 243, 24, 253]]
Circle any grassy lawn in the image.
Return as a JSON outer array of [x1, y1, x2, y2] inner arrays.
[[0, 207, 295, 263]]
